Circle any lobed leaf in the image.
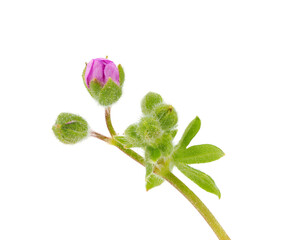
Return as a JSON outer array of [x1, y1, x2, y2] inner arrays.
[[175, 116, 201, 150], [174, 144, 224, 164], [176, 163, 221, 198]]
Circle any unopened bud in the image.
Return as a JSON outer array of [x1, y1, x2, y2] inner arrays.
[[52, 113, 89, 144], [82, 58, 124, 106], [137, 116, 162, 145], [141, 92, 163, 115], [154, 104, 178, 130]]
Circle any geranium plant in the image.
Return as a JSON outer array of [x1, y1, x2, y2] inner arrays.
[[52, 57, 231, 240]]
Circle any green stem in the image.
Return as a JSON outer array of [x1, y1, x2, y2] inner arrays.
[[105, 107, 117, 136], [97, 108, 231, 240], [111, 138, 145, 166], [90, 131, 145, 166], [92, 131, 230, 240], [163, 171, 230, 240], [90, 131, 111, 143]]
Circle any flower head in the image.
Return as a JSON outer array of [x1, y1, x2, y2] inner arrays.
[[85, 58, 120, 87]]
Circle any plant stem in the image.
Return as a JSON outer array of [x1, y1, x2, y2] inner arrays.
[[93, 132, 230, 240], [163, 171, 230, 240], [91, 131, 145, 166], [90, 131, 111, 143], [97, 108, 231, 240], [105, 107, 117, 136], [112, 138, 145, 166]]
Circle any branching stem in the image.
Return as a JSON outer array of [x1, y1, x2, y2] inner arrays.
[[90, 107, 231, 240]]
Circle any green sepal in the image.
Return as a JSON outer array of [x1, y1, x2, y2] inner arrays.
[[145, 160, 164, 191], [52, 113, 89, 144], [156, 133, 173, 156], [89, 79, 102, 100], [82, 63, 87, 87], [82, 63, 98, 99], [145, 146, 161, 161], [82, 63, 123, 106], [118, 64, 125, 86], [175, 116, 201, 150], [98, 78, 122, 106], [176, 163, 221, 198], [154, 104, 178, 130], [52, 125, 70, 144], [169, 129, 178, 139], [141, 92, 163, 115], [174, 144, 225, 164]]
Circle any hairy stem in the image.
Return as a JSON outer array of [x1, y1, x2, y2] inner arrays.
[[163, 171, 230, 240], [105, 107, 117, 136], [112, 138, 145, 166], [92, 131, 230, 240], [90, 131, 111, 143], [98, 108, 231, 240]]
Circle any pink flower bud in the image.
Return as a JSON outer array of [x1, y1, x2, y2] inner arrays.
[[84, 58, 120, 87]]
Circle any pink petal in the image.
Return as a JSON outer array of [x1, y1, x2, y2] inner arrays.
[[104, 62, 120, 85]]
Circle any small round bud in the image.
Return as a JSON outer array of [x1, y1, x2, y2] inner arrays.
[[52, 113, 89, 144], [137, 116, 162, 145], [141, 92, 163, 115], [154, 104, 178, 130]]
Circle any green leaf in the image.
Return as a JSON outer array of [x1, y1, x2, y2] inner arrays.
[[176, 163, 221, 198], [146, 173, 164, 191], [174, 144, 225, 164], [175, 116, 201, 150], [145, 161, 164, 191], [118, 64, 125, 86]]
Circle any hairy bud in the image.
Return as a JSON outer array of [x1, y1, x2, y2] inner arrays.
[[141, 92, 163, 115], [137, 116, 162, 145], [52, 113, 89, 144], [82, 58, 125, 106], [154, 104, 178, 130]]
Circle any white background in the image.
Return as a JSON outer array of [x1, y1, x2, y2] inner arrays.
[[0, 1, 307, 239]]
